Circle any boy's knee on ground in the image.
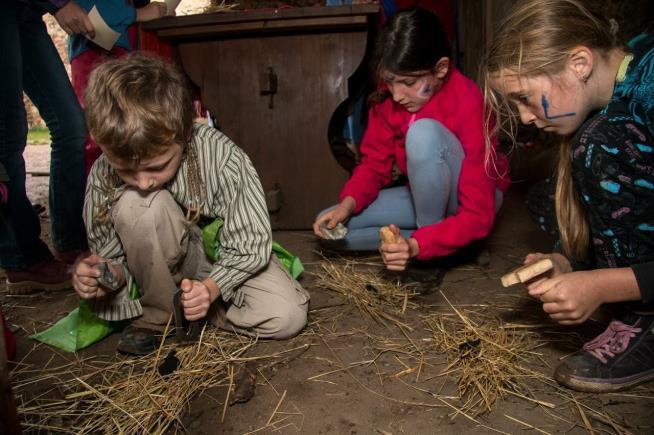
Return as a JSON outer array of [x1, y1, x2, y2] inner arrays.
[[261, 302, 308, 339], [228, 289, 309, 340]]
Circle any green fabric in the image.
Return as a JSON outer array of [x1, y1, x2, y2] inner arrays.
[[32, 300, 128, 352], [202, 218, 223, 262], [33, 218, 303, 351], [202, 218, 304, 279], [272, 241, 304, 279]]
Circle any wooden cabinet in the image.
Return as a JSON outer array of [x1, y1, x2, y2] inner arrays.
[[142, 5, 379, 229]]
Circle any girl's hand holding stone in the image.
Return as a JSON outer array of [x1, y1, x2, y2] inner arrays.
[[313, 196, 355, 238]]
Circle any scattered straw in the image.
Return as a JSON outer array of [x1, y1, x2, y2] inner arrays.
[[573, 395, 596, 434], [504, 414, 552, 435], [13, 330, 258, 434], [266, 389, 287, 425], [421, 291, 551, 416], [311, 255, 419, 329], [204, 0, 239, 13]]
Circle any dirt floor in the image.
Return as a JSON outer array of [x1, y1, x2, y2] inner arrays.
[[2, 145, 654, 434]]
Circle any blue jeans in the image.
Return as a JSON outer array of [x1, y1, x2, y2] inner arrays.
[[0, 2, 87, 270], [320, 119, 503, 251]]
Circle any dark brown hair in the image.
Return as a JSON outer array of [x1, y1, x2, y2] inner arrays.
[[369, 7, 451, 105]]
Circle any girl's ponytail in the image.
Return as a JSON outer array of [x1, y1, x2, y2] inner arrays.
[[555, 137, 589, 261]]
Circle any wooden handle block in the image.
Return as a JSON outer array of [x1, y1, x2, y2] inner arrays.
[[379, 226, 397, 244], [501, 257, 554, 287]]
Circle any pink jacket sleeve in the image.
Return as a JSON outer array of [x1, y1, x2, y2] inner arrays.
[[411, 97, 500, 259], [338, 105, 396, 214]]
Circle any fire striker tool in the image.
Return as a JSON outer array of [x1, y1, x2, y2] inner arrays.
[[94, 262, 121, 291]]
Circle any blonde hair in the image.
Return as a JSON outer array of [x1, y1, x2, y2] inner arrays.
[[481, 0, 621, 261], [84, 54, 194, 164], [86, 54, 205, 225]]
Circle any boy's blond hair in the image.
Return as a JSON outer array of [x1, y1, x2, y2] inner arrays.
[[481, 0, 621, 261], [84, 54, 194, 164]]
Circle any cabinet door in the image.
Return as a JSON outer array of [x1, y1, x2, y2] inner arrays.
[[179, 31, 367, 228]]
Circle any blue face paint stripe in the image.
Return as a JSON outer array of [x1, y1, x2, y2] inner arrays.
[[541, 94, 576, 120], [421, 84, 432, 96]]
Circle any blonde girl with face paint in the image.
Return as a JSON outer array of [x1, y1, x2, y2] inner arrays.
[[483, 0, 654, 393], [313, 7, 510, 287]]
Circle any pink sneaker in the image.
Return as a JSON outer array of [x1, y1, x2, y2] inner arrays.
[[5, 259, 72, 295]]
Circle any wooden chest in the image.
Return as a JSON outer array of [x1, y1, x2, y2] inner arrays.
[[142, 5, 379, 229]]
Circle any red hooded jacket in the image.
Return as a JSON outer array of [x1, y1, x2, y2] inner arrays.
[[339, 68, 510, 259]]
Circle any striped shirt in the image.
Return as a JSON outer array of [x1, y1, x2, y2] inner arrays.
[[84, 124, 272, 320]]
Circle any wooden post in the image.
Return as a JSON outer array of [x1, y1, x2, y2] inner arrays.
[[0, 317, 21, 435]]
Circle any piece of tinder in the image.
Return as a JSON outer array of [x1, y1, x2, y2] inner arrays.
[[500, 257, 554, 287], [379, 226, 397, 244]]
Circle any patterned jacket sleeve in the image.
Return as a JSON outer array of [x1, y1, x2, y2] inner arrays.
[[83, 158, 142, 321]]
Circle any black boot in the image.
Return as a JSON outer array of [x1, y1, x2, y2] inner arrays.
[[554, 312, 654, 392]]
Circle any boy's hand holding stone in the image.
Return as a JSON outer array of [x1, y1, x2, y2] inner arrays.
[[73, 254, 124, 299], [180, 278, 220, 321]]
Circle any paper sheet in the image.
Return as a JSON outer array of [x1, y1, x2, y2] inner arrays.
[[165, 0, 182, 15], [87, 6, 120, 51]]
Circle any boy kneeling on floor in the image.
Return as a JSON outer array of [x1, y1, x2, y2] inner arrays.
[[72, 54, 310, 355]]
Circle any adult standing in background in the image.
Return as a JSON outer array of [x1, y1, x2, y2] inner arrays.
[[1, 0, 91, 294]]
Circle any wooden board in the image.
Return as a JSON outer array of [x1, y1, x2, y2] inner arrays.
[[145, 6, 378, 228]]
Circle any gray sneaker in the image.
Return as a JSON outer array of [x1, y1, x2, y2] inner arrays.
[[554, 313, 654, 392]]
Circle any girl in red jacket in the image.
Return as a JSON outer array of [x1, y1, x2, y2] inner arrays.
[[313, 7, 509, 275]]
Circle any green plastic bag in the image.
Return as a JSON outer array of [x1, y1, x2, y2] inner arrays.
[[34, 218, 303, 351], [202, 218, 304, 279], [272, 241, 304, 280], [32, 299, 128, 352]]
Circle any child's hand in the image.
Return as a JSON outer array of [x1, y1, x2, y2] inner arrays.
[[73, 254, 107, 299], [528, 270, 603, 325], [54, 1, 95, 38], [313, 197, 356, 238], [379, 224, 418, 271], [524, 252, 572, 291], [136, 2, 170, 22], [180, 278, 214, 321]]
